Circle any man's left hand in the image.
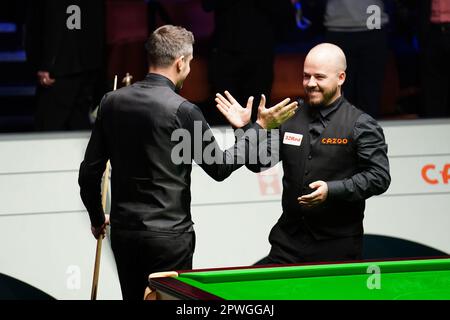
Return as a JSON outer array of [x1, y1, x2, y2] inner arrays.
[[298, 181, 328, 208]]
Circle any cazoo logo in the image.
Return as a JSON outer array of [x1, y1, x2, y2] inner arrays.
[[421, 164, 450, 185]]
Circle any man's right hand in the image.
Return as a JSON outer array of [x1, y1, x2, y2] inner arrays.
[[91, 214, 110, 239], [37, 71, 55, 87], [256, 94, 298, 130]]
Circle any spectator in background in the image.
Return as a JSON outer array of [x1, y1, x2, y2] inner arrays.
[[202, 0, 294, 122], [418, 0, 450, 118], [324, 0, 389, 119], [300, 0, 389, 119], [25, 0, 105, 131]]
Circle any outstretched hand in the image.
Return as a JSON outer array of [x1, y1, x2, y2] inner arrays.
[[215, 91, 298, 130], [256, 94, 298, 130], [215, 91, 252, 128]]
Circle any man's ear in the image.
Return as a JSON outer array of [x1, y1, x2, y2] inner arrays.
[[338, 71, 346, 86], [175, 56, 185, 72]]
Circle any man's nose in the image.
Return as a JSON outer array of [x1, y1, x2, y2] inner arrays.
[[306, 77, 317, 88]]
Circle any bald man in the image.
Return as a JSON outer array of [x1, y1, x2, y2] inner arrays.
[[216, 43, 391, 264]]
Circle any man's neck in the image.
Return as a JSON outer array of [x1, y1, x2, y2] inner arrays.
[[148, 68, 177, 87], [325, 92, 342, 107]]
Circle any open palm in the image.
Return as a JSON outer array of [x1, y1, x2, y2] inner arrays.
[[216, 91, 298, 129], [215, 91, 252, 128]]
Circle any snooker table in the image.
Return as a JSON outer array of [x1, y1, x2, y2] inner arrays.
[[148, 257, 450, 300]]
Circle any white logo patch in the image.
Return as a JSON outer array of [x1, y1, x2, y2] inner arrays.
[[283, 132, 303, 146]]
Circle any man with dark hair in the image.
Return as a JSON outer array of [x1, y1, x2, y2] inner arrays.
[[217, 43, 391, 264], [78, 25, 297, 300]]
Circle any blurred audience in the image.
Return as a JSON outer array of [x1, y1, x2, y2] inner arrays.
[[419, 0, 450, 118], [202, 0, 294, 122], [300, 0, 389, 119], [147, 0, 172, 32], [2, 0, 447, 134], [25, 0, 105, 131]]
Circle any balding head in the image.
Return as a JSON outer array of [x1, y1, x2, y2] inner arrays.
[[302, 43, 347, 107], [306, 43, 347, 74]]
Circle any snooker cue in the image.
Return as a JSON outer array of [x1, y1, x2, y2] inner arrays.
[[90, 75, 117, 300]]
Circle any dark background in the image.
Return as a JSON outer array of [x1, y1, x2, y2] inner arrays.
[[0, 0, 428, 132]]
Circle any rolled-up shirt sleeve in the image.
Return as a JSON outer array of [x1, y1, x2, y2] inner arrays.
[[327, 113, 391, 201]]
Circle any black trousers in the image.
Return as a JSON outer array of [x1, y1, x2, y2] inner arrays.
[[110, 229, 195, 300], [35, 70, 100, 131], [421, 23, 450, 118], [325, 29, 388, 119], [254, 222, 363, 265]]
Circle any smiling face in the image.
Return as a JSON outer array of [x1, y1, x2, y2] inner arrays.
[[302, 44, 347, 107]]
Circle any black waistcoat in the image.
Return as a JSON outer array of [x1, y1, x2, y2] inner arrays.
[[274, 98, 364, 240], [101, 75, 195, 232]]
